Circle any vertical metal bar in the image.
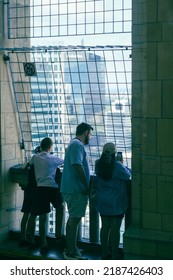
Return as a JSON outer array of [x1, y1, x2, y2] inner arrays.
[[6, 0, 10, 39], [89, 175, 100, 243]]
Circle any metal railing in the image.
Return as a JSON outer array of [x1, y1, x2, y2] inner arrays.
[[10, 165, 131, 244]]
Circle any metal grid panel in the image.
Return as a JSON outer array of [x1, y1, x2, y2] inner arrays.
[[48, 204, 125, 241], [8, 45, 131, 172], [8, 0, 131, 39]]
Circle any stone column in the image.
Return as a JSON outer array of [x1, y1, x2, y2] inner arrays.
[[0, 0, 30, 241], [124, 0, 173, 259]]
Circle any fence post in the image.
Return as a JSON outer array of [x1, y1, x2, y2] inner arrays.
[[89, 175, 100, 243]]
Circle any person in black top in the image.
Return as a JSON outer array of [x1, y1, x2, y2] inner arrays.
[[19, 146, 41, 246]]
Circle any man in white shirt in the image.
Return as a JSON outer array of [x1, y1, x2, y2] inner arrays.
[[28, 137, 64, 253]]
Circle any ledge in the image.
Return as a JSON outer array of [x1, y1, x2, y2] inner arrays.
[[123, 226, 173, 259], [124, 226, 173, 243], [0, 230, 102, 260]]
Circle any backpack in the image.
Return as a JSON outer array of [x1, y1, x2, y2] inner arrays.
[[55, 167, 62, 188]]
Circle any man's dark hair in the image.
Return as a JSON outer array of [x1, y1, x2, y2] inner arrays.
[[76, 122, 93, 136], [40, 137, 53, 151]]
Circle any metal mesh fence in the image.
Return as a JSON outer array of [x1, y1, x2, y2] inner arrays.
[[8, 45, 131, 172], [8, 0, 131, 39], [6, 0, 132, 242]]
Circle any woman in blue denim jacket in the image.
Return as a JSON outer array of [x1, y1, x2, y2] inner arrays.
[[95, 142, 131, 260]]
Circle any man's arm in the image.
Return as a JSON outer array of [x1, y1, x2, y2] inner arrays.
[[73, 164, 89, 190]]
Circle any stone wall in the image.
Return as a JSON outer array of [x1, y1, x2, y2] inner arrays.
[[124, 0, 173, 259], [0, 0, 30, 241]]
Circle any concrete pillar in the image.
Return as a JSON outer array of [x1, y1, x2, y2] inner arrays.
[[124, 0, 173, 259], [0, 0, 30, 241]]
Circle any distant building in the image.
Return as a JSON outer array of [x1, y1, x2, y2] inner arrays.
[[105, 98, 131, 151], [63, 51, 107, 167], [30, 50, 65, 158]]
